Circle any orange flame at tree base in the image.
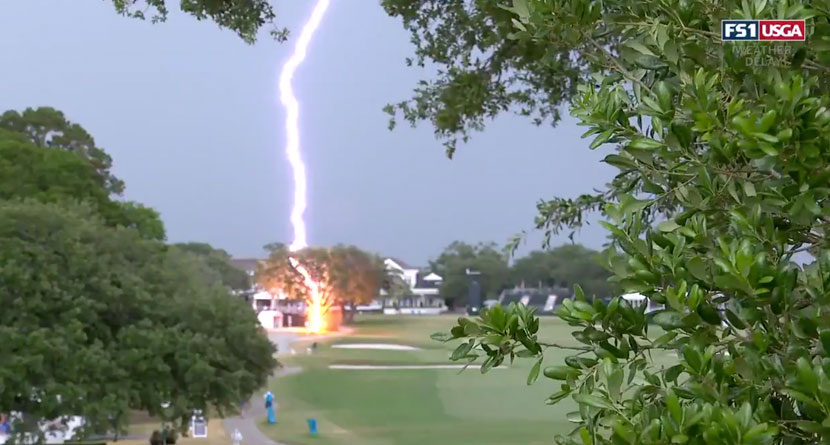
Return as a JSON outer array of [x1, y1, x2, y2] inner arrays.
[[289, 257, 325, 333]]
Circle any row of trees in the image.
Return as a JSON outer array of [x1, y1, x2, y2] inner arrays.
[[432, 241, 618, 307], [0, 107, 276, 442], [252, 238, 616, 318]]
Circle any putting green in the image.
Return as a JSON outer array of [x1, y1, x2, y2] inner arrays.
[[260, 314, 585, 444]]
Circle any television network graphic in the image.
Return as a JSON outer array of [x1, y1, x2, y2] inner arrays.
[[278, 0, 331, 333], [721, 19, 806, 41]]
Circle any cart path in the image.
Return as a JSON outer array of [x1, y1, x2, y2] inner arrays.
[[223, 365, 301, 445], [223, 329, 351, 444]]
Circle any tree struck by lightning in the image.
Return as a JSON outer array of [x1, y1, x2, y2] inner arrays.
[[279, 0, 331, 333]]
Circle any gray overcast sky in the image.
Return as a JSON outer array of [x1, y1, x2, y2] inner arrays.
[[0, 1, 614, 265]]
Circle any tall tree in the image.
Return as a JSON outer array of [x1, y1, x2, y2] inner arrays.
[[257, 243, 337, 311], [257, 244, 385, 324], [0, 107, 124, 195], [0, 200, 276, 442], [328, 245, 386, 323], [431, 241, 510, 307], [434, 0, 830, 443], [173, 242, 251, 291], [0, 109, 166, 241], [509, 245, 618, 298]]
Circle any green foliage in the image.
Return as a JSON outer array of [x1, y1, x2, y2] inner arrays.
[[430, 241, 510, 305], [429, 0, 830, 443], [0, 201, 276, 443], [108, 0, 289, 43], [0, 108, 166, 241], [0, 107, 124, 195], [381, 0, 591, 156], [173, 242, 251, 291]]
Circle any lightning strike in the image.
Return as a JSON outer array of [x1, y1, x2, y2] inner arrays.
[[279, 0, 331, 333]]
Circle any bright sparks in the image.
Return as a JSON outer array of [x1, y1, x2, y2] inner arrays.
[[279, 0, 331, 333]]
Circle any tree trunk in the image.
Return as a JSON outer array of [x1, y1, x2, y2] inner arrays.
[[340, 300, 355, 324]]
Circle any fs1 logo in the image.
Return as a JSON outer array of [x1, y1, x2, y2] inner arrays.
[[722, 20, 806, 41]]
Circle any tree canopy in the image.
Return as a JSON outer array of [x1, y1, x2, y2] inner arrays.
[[0, 107, 124, 195], [108, 0, 288, 43], [431, 241, 510, 305], [0, 110, 166, 241], [0, 107, 277, 442], [257, 243, 385, 322], [427, 0, 830, 443], [509, 245, 618, 299], [381, 0, 597, 156], [0, 201, 276, 442], [173, 242, 252, 291]]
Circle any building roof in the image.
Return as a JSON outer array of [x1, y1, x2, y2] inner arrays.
[[231, 258, 263, 273], [385, 257, 420, 270], [423, 272, 442, 281]]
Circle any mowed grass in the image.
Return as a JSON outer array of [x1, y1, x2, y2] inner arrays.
[[261, 314, 588, 445]]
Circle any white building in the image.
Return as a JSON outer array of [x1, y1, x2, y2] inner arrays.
[[362, 258, 447, 315]]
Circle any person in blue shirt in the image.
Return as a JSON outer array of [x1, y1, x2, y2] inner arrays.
[[264, 392, 276, 424]]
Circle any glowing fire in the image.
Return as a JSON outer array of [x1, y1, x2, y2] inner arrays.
[[289, 258, 324, 332], [278, 0, 331, 333]]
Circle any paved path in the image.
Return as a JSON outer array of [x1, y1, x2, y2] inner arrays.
[[223, 329, 349, 444], [223, 365, 301, 445]]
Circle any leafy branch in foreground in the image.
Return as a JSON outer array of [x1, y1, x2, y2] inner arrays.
[[431, 0, 830, 442]]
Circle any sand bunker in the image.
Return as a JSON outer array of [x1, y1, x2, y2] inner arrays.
[[332, 343, 420, 351], [329, 364, 507, 370]]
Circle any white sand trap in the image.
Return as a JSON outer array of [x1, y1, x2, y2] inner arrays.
[[329, 364, 507, 370], [332, 343, 420, 351]]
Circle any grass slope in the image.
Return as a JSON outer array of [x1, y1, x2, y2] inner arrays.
[[262, 315, 582, 444]]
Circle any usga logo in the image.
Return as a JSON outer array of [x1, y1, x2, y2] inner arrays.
[[722, 20, 806, 41]]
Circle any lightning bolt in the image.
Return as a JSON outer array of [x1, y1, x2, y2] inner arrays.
[[279, 0, 331, 333]]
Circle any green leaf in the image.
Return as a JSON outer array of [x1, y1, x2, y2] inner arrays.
[[666, 390, 682, 424], [696, 304, 721, 325], [629, 138, 664, 150], [566, 356, 598, 369], [591, 129, 615, 149], [796, 357, 818, 393], [573, 394, 616, 411], [544, 366, 580, 380], [566, 411, 582, 423], [653, 331, 678, 347], [603, 154, 638, 170], [743, 181, 757, 197], [725, 309, 747, 330], [430, 332, 452, 342], [605, 364, 624, 403], [625, 41, 656, 57], [451, 339, 475, 361], [665, 364, 684, 383], [546, 389, 571, 405], [527, 357, 543, 385], [653, 311, 686, 330], [658, 220, 681, 232], [612, 418, 636, 444], [511, 0, 530, 18]]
